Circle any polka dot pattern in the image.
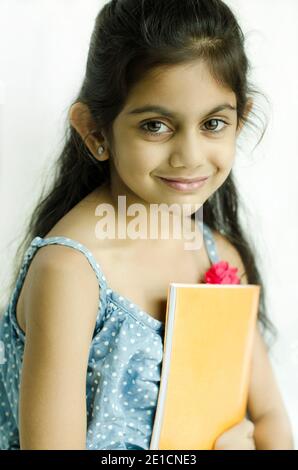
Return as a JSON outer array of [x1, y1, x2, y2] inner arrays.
[[201, 223, 220, 265], [0, 223, 219, 449]]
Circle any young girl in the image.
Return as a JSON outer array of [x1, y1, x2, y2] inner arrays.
[[0, 0, 294, 450]]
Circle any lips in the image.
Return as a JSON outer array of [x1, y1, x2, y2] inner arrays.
[[158, 176, 209, 183], [157, 175, 209, 192]]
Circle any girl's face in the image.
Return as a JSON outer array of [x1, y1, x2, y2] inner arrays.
[[110, 59, 241, 210]]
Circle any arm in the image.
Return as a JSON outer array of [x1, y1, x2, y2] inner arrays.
[[252, 409, 294, 450], [213, 230, 295, 450], [247, 326, 294, 450], [19, 244, 100, 449]]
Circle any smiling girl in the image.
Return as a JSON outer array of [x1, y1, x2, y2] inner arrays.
[[0, 0, 294, 450]]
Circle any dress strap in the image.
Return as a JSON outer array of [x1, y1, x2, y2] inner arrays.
[[7, 236, 109, 340], [30, 236, 108, 290], [201, 223, 220, 265], [21, 236, 108, 325]]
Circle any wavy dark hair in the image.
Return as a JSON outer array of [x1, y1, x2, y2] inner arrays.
[[3, 0, 277, 348]]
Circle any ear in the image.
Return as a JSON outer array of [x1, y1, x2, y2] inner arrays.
[[69, 102, 109, 161], [236, 98, 254, 137]]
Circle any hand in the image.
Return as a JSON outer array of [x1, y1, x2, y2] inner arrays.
[[213, 418, 256, 450]]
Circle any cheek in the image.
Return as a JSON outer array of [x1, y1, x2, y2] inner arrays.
[[213, 143, 236, 170], [116, 145, 160, 177]]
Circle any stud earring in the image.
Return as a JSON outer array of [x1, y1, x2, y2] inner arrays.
[[96, 144, 109, 162], [97, 145, 104, 155]]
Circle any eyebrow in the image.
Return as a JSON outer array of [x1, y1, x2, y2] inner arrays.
[[126, 103, 237, 119]]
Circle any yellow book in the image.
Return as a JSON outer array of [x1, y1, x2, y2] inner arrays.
[[149, 283, 260, 450]]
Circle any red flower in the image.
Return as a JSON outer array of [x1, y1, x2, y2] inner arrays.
[[204, 260, 241, 284]]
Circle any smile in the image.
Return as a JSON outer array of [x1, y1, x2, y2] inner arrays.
[[156, 176, 209, 192]]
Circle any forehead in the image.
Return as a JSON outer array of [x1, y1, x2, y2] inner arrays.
[[121, 60, 236, 119]]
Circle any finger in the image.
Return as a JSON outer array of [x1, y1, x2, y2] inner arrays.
[[247, 421, 255, 436], [246, 436, 256, 450], [241, 418, 255, 434]]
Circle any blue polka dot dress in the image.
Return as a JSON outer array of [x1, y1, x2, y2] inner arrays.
[[0, 222, 219, 450]]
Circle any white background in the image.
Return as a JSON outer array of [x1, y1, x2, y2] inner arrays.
[[0, 0, 297, 448]]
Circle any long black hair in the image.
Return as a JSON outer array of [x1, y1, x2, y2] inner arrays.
[[3, 0, 277, 348]]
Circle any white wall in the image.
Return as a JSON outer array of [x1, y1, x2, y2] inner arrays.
[[0, 0, 297, 448]]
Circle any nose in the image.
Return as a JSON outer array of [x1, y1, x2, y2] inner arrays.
[[169, 129, 207, 169]]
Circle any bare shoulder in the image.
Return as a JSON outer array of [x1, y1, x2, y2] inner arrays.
[[211, 229, 248, 283], [20, 242, 101, 344], [31, 241, 98, 274]]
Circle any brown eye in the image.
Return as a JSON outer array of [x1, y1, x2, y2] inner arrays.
[[140, 120, 170, 136], [204, 119, 228, 132]]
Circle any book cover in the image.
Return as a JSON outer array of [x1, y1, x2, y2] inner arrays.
[[149, 283, 260, 450]]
